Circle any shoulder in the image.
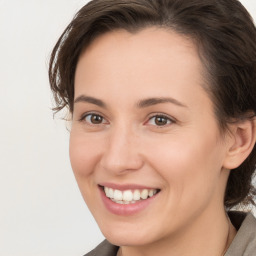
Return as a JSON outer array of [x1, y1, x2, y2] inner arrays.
[[83, 240, 119, 256], [225, 211, 256, 256]]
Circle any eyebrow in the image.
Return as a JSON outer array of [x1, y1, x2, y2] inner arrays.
[[74, 95, 107, 108], [74, 95, 187, 109], [137, 97, 187, 108]]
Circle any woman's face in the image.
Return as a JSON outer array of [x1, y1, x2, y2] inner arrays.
[[70, 28, 231, 246]]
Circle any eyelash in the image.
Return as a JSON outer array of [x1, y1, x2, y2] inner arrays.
[[147, 114, 175, 127], [79, 112, 108, 126], [79, 112, 175, 127]]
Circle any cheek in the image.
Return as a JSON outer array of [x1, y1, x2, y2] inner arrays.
[[145, 133, 224, 202], [69, 130, 101, 179], [69, 130, 104, 209]]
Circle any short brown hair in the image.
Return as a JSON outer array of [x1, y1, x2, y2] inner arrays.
[[49, 0, 256, 209]]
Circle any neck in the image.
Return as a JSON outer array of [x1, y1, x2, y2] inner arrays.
[[118, 209, 237, 256]]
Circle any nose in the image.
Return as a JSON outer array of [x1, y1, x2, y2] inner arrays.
[[99, 125, 144, 175]]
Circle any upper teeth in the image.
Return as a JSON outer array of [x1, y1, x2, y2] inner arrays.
[[104, 187, 158, 204]]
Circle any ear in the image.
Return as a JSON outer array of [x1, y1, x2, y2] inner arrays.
[[223, 118, 256, 170]]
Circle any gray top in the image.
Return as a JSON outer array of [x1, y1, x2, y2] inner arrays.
[[84, 211, 256, 256], [225, 211, 256, 255]]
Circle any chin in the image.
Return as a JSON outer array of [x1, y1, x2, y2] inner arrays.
[[98, 221, 159, 247], [104, 233, 153, 247]]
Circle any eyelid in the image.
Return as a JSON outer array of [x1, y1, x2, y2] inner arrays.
[[145, 113, 176, 126], [77, 111, 175, 127], [78, 111, 109, 125]]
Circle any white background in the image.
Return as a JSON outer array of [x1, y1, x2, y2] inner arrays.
[[0, 1, 255, 255]]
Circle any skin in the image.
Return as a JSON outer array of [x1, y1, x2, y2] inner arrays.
[[70, 28, 240, 256]]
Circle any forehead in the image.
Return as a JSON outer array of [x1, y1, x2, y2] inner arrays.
[[78, 27, 200, 70], [74, 27, 209, 110], [83, 27, 195, 53]]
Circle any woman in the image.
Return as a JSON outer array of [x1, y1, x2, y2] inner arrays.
[[49, 0, 256, 255]]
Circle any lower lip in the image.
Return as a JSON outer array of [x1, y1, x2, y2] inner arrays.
[[99, 187, 159, 216]]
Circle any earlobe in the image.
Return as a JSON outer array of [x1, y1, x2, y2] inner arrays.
[[223, 118, 256, 170]]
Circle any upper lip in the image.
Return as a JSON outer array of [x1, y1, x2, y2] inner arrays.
[[99, 182, 160, 191]]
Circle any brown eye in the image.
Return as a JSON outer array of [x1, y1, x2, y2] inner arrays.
[[155, 116, 168, 126], [147, 115, 172, 126], [91, 114, 103, 124], [84, 114, 105, 124]]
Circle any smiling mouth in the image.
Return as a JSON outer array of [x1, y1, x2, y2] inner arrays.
[[100, 186, 161, 204]]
